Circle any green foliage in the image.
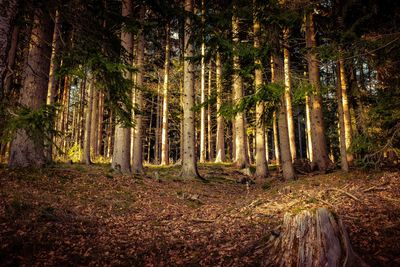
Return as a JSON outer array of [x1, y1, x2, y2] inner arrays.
[[67, 143, 82, 163], [1, 104, 61, 147]]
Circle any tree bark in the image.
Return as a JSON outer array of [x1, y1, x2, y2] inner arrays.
[[337, 62, 349, 172], [90, 89, 99, 157], [46, 10, 60, 105], [97, 92, 104, 155], [215, 51, 226, 163], [112, 0, 132, 173], [2, 25, 19, 96], [199, 0, 206, 163], [338, 51, 354, 165], [305, 11, 331, 171], [232, 2, 249, 169], [207, 59, 213, 161], [283, 27, 296, 161], [0, 0, 19, 93], [9, 6, 53, 167], [305, 92, 313, 162], [274, 55, 295, 180], [263, 208, 368, 267], [82, 78, 93, 165], [254, 1, 268, 178], [132, 4, 145, 174], [155, 74, 161, 164], [161, 23, 170, 166], [181, 0, 201, 179]]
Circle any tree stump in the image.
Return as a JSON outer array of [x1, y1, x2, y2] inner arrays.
[[263, 208, 368, 267]]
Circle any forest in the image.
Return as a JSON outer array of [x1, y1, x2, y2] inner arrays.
[[0, 0, 399, 265]]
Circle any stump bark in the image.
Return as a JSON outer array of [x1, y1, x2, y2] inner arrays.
[[263, 208, 368, 267]]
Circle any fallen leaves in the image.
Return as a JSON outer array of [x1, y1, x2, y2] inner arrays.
[[0, 165, 399, 266]]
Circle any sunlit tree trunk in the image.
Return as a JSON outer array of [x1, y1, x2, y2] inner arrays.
[[338, 51, 354, 165], [90, 89, 99, 157], [181, 0, 201, 179], [273, 113, 280, 165], [305, 11, 331, 171], [214, 51, 225, 162], [0, 0, 18, 92], [232, 2, 249, 169], [46, 10, 60, 105], [112, 0, 132, 173], [75, 79, 84, 144], [337, 63, 349, 172], [161, 23, 170, 165], [207, 59, 213, 161], [132, 5, 145, 174], [271, 57, 281, 166], [199, 0, 206, 163], [44, 10, 60, 161], [155, 74, 161, 164], [283, 27, 296, 161], [106, 109, 113, 158], [61, 76, 71, 153], [254, 1, 268, 178], [83, 78, 93, 164], [9, 7, 53, 167], [305, 92, 313, 162], [273, 55, 295, 179], [97, 92, 104, 155]]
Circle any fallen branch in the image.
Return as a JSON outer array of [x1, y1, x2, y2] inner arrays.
[[326, 188, 359, 201]]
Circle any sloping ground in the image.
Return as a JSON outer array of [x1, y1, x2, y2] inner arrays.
[[0, 163, 399, 266]]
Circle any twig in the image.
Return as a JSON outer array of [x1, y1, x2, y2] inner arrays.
[[363, 186, 388, 193], [304, 192, 336, 208], [326, 188, 359, 201]]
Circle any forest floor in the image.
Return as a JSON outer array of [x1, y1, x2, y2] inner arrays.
[[0, 163, 399, 266]]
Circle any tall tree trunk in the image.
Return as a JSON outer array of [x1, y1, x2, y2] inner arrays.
[[147, 92, 154, 163], [112, 0, 132, 173], [46, 10, 60, 105], [232, 2, 249, 169], [273, 112, 280, 165], [305, 92, 313, 162], [106, 109, 113, 158], [3, 25, 19, 96], [181, 0, 201, 179], [273, 55, 295, 179], [83, 78, 93, 165], [155, 74, 161, 164], [0, 0, 19, 92], [215, 51, 226, 163], [338, 51, 354, 165], [207, 59, 213, 161], [79, 78, 86, 147], [265, 127, 269, 162], [199, 0, 206, 163], [61, 76, 71, 154], [305, 11, 331, 171], [91, 89, 99, 157], [254, 1, 268, 178], [9, 6, 53, 167], [132, 5, 145, 174], [161, 23, 170, 166], [97, 92, 104, 155], [283, 27, 296, 161], [337, 63, 349, 172]]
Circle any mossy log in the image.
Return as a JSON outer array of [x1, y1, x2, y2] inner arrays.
[[263, 208, 368, 267]]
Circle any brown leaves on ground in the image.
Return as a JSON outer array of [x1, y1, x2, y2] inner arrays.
[[0, 163, 399, 266]]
